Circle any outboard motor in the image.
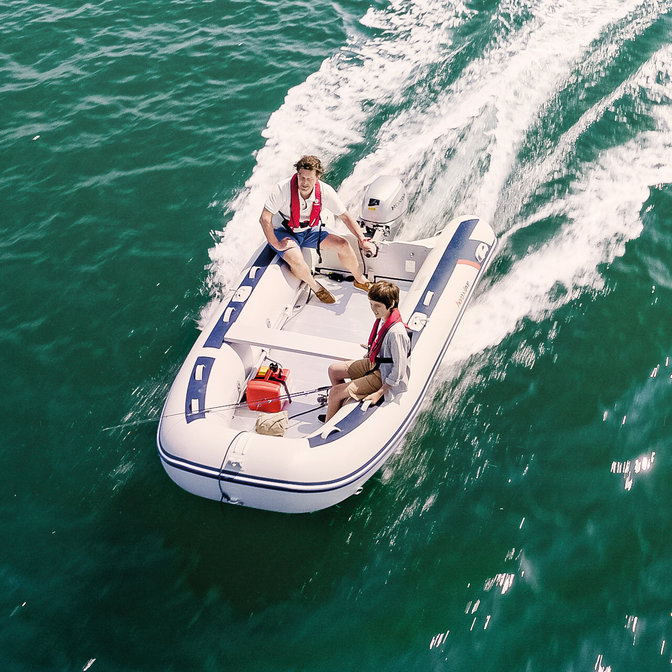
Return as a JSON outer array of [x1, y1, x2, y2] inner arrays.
[[359, 175, 408, 247]]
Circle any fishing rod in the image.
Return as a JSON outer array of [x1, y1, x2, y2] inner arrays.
[[102, 384, 331, 432]]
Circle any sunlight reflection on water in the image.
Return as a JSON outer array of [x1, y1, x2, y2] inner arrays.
[[610, 451, 656, 491]]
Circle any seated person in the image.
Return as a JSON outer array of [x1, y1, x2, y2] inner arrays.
[[321, 280, 410, 421], [259, 155, 377, 304]]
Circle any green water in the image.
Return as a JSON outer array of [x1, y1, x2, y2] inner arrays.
[[2, 0, 672, 670]]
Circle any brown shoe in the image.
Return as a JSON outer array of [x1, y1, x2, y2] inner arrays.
[[353, 279, 371, 292], [314, 283, 335, 304]]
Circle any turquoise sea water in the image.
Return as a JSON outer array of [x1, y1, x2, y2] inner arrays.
[[2, 0, 672, 670]]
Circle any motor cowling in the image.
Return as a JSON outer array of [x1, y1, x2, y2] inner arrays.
[[359, 176, 408, 237]]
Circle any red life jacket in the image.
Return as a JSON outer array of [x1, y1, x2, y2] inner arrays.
[[367, 308, 404, 364], [288, 173, 321, 229]]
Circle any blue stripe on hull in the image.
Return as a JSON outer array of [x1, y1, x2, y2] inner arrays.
[[157, 219, 496, 506], [203, 245, 277, 349]]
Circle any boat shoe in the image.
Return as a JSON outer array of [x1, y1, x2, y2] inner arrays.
[[353, 279, 371, 292], [314, 283, 336, 304]]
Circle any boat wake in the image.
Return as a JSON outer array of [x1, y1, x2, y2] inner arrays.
[[207, 0, 672, 367]]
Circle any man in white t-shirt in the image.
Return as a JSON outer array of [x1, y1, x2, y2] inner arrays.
[[259, 155, 377, 303]]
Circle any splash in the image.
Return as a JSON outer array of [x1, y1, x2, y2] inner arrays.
[[447, 42, 672, 363], [205, 0, 477, 310], [206, 0, 672, 353]]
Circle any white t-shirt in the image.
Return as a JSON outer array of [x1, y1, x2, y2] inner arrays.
[[264, 177, 347, 223]]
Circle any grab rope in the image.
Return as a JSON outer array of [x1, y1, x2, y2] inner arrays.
[[102, 384, 331, 432]]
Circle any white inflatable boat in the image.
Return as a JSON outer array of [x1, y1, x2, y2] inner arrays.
[[157, 177, 497, 513]]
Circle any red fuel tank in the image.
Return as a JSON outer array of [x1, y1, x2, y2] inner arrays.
[[245, 365, 291, 413]]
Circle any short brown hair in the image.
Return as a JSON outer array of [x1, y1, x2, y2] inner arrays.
[[294, 155, 323, 177], [368, 280, 399, 310]]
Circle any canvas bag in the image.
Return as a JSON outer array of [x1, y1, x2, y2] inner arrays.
[[255, 411, 289, 437]]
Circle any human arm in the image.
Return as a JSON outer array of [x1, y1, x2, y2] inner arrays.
[[366, 327, 409, 404], [381, 329, 410, 388], [364, 328, 410, 404], [259, 208, 296, 252], [260, 179, 298, 251], [364, 382, 391, 405], [337, 211, 377, 257]]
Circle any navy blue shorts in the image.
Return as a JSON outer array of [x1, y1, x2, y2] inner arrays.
[[270, 227, 330, 258]]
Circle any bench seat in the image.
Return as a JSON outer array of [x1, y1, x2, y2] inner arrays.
[[225, 324, 362, 361]]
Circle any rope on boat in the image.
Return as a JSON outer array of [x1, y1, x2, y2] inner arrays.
[[102, 384, 331, 432]]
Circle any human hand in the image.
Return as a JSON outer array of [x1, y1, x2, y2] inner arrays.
[[360, 239, 377, 258], [363, 388, 384, 405], [274, 238, 298, 252]]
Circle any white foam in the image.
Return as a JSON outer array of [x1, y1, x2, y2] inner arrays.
[[347, 0, 657, 233], [448, 45, 672, 362], [206, 0, 672, 351], [205, 0, 477, 305]]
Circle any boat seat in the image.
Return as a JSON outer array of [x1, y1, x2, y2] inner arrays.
[[225, 323, 362, 361]]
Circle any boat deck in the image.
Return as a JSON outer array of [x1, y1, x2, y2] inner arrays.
[[231, 272, 411, 438]]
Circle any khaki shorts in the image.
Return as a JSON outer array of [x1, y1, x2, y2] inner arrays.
[[346, 358, 382, 400]]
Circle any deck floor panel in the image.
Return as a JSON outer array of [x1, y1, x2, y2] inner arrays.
[[231, 275, 412, 440]]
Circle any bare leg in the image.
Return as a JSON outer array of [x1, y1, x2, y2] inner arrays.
[[328, 360, 350, 385], [320, 234, 368, 285], [325, 381, 352, 421], [281, 246, 323, 293]]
